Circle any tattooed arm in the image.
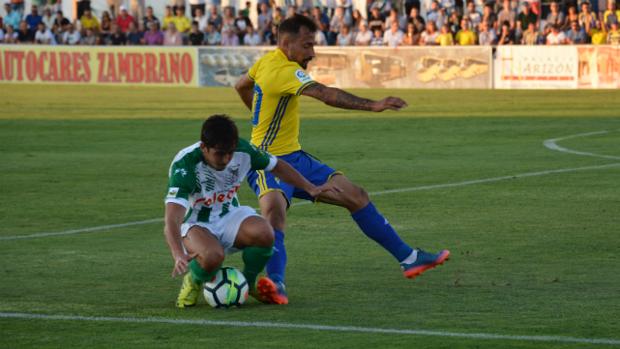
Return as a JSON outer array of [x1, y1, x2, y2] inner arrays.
[[301, 82, 408, 112]]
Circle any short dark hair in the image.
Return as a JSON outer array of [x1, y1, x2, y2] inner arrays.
[[200, 115, 238, 151], [278, 14, 317, 36]]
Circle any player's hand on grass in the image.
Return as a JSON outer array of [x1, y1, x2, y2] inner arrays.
[[372, 97, 408, 112], [172, 252, 197, 277], [308, 183, 343, 197]]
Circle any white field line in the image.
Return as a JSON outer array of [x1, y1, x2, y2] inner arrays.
[[2, 131, 618, 242], [0, 312, 619, 346], [543, 130, 620, 160]]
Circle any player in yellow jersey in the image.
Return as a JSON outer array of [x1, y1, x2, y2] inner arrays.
[[235, 15, 450, 304]]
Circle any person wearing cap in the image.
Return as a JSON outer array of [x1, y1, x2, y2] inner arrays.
[[115, 5, 135, 32]]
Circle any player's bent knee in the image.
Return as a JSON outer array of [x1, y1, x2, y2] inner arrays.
[[344, 186, 370, 212], [197, 248, 225, 271]]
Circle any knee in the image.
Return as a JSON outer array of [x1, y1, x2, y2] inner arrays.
[[197, 248, 225, 271], [344, 185, 369, 212], [262, 207, 287, 231], [256, 225, 275, 247]]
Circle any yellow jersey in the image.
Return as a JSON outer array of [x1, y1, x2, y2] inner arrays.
[[248, 48, 316, 156], [456, 30, 477, 45]]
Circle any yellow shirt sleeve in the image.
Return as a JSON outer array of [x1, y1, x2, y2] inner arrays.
[[273, 64, 316, 96]]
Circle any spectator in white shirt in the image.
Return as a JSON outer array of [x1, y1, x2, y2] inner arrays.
[[546, 24, 567, 44], [337, 24, 354, 45], [354, 20, 372, 45], [62, 23, 81, 45], [34, 22, 56, 44], [194, 7, 209, 31], [243, 26, 262, 45], [383, 21, 404, 46]]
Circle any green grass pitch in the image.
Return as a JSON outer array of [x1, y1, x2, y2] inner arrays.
[[0, 86, 619, 348]]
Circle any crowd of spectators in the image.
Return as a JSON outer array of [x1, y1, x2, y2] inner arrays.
[[0, 0, 619, 46]]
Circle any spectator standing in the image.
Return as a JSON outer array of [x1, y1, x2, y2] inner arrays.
[[408, 7, 425, 33], [194, 7, 208, 31], [127, 21, 143, 44], [62, 23, 81, 44], [516, 2, 537, 33], [143, 6, 161, 29], [478, 20, 497, 44], [25, 5, 42, 33], [116, 5, 135, 33], [208, 5, 223, 30], [521, 21, 540, 44], [456, 18, 477, 44], [368, 6, 385, 31], [244, 25, 262, 45], [34, 22, 55, 44], [109, 22, 127, 44], [370, 27, 384, 45], [203, 22, 221, 45], [497, 20, 515, 44], [351, 9, 364, 30], [81, 27, 98, 44], [164, 22, 183, 45], [383, 20, 404, 46], [546, 1, 565, 28], [172, 6, 191, 33], [16, 20, 33, 43], [546, 24, 567, 44], [234, 9, 252, 43], [447, 10, 460, 33], [420, 21, 439, 44], [497, 0, 515, 29], [385, 8, 407, 30], [257, 3, 272, 34], [578, 2, 596, 33], [355, 20, 373, 44], [143, 21, 164, 45], [603, 1, 620, 30], [189, 0, 206, 18], [42, 7, 54, 30], [162, 6, 175, 30], [465, 1, 481, 29], [314, 26, 328, 44], [402, 22, 421, 44], [566, 20, 587, 43], [80, 8, 100, 32], [4, 3, 21, 30], [564, 6, 579, 30], [311, 6, 330, 33], [481, 3, 497, 31], [426, 0, 440, 26]]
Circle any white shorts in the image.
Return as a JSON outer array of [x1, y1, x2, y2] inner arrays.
[[180, 205, 259, 255]]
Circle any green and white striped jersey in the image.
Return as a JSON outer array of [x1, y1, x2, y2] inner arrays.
[[165, 138, 277, 223]]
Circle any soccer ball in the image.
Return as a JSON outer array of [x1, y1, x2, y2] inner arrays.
[[203, 267, 249, 308]]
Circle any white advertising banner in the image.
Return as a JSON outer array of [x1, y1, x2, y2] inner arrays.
[[494, 46, 578, 89]]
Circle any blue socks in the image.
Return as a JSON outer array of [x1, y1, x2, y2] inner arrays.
[[351, 202, 413, 262], [266, 229, 287, 284]]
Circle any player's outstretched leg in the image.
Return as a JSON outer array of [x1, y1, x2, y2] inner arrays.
[[400, 249, 450, 279]]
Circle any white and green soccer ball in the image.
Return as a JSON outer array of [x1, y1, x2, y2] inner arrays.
[[203, 267, 249, 308]]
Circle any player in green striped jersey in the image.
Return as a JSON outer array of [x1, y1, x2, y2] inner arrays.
[[165, 115, 338, 307]]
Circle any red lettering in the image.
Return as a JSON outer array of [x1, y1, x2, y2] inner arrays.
[[59, 52, 72, 81], [38, 52, 48, 80], [206, 198, 213, 206], [25, 51, 37, 81], [97, 52, 106, 82], [47, 52, 58, 81], [169, 53, 179, 83], [81, 53, 91, 82], [118, 52, 131, 82], [158, 53, 169, 83], [106, 53, 119, 82], [71, 52, 83, 82], [145, 53, 157, 83], [181, 53, 193, 84], [0, 51, 4, 80], [14, 51, 25, 81], [217, 194, 225, 202], [133, 53, 144, 82]]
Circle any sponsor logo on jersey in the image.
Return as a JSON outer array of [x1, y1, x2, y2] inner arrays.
[[174, 168, 188, 177], [195, 185, 241, 207], [167, 187, 179, 198], [295, 69, 312, 84]]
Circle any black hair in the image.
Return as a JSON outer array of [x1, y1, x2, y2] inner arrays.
[[200, 115, 238, 151], [278, 14, 317, 36]]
